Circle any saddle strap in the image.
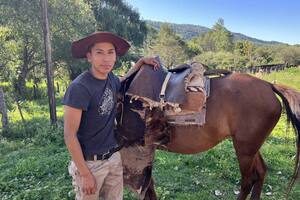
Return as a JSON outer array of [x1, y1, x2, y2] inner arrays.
[[159, 72, 172, 104]]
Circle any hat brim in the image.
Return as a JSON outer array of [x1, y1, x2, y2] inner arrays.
[[71, 32, 131, 58]]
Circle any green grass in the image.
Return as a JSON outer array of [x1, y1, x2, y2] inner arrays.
[[0, 143, 72, 200], [261, 67, 300, 91], [1, 67, 300, 199], [148, 116, 300, 200], [6, 97, 64, 124]]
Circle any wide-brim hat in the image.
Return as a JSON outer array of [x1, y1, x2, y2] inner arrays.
[[71, 31, 131, 58]]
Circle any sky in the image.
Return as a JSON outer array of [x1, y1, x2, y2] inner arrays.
[[126, 0, 300, 45]]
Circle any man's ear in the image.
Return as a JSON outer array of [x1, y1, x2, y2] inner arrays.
[[86, 52, 91, 62]]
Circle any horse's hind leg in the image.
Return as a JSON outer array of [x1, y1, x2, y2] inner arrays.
[[234, 142, 267, 200], [250, 153, 267, 200], [235, 154, 256, 200]]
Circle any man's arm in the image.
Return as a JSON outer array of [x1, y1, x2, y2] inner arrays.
[[64, 105, 96, 195], [119, 57, 160, 82]]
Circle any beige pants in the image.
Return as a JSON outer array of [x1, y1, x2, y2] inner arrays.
[[68, 152, 123, 200]]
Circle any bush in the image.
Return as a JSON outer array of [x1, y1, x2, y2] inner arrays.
[[32, 120, 64, 146], [193, 51, 239, 69], [1, 118, 64, 146]]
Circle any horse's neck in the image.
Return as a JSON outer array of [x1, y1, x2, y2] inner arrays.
[[126, 65, 167, 99]]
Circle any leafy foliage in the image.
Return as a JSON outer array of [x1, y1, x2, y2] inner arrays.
[[86, 0, 147, 47], [147, 19, 300, 69], [146, 24, 189, 67], [0, 0, 96, 98], [146, 20, 283, 45]]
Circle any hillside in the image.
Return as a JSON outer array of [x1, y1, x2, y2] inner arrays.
[[146, 20, 284, 45]]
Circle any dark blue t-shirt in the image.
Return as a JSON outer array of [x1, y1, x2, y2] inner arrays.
[[62, 70, 121, 157]]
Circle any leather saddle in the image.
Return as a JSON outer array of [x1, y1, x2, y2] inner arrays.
[[126, 63, 193, 105], [126, 58, 209, 126]]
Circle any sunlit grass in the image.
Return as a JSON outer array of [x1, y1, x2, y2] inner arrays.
[[261, 67, 300, 91]]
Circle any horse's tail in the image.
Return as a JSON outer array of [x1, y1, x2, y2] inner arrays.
[[272, 84, 300, 195]]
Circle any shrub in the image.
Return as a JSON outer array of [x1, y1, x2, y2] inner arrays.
[[1, 118, 64, 146]]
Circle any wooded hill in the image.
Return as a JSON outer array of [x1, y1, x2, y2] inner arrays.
[[146, 20, 284, 45]]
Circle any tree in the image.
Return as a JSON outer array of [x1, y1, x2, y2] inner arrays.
[[0, 0, 44, 98], [187, 37, 203, 55], [86, 0, 147, 47], [193, 18, 233, 53], [143, 25, 158, 55], [0, 27, 18, 84], [0, 0, 96, 94], [234, 40, 256, 66], [254, 46, 273, 65], [0, 87, 8, 129], [280, 46, 300, 65], [194, 51, 236, 69], [198, 31, 216, 52], [211, 18, 234, 52], [49, 0, 96, 80], [147, 24, 189, 68]]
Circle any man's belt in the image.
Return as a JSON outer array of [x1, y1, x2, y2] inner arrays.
[[84, 145, 122, 161]]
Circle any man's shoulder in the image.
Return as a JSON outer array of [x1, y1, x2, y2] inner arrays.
[[72, 71, 90, 84], [109, 72, 120, 84], [67, 71, 91, 94]]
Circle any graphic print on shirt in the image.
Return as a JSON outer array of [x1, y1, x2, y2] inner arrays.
[[98, 87, 114, 116]]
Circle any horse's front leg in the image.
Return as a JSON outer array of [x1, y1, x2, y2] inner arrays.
[[143, 177, 157, 200]]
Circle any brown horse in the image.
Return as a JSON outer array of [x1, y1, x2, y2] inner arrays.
[[117, 69, 300, 200]]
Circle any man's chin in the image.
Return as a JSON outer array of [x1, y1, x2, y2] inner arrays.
[[99, 67, 112, 74], [103, 68, 113, 74]]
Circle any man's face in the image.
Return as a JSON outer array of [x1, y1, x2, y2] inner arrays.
[[86, 42, 117, 75]]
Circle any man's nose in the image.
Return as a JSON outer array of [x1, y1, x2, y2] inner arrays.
[[103, 54, 111, 61]]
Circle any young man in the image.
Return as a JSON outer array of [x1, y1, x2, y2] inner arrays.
[[63, 32, 159, 200]]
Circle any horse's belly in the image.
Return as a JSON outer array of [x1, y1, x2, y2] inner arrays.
[[161, 126, 226, 154]]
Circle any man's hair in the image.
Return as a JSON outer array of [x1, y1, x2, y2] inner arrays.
[[87, 43, 95, 53], [86, 43, 117, 53]]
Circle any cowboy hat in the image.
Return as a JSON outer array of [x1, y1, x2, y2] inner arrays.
[[71, 31, 131, 58]]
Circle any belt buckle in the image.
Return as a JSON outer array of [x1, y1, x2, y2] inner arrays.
[[102, 151, 110, 160], [114, 145, 121, 151]]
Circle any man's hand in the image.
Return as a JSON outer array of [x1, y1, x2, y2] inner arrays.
[[139, 57, 160, 70], [135, 57, 160, 70], [120, 56, 161, 82], [80, 171, 97, 195]]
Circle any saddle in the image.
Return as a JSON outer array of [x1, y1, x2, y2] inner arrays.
[[126, 58, 210, 126]]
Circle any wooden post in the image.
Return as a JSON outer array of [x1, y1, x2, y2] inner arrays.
[[41, 0, 57, 125], [0, 87, 9, 129]]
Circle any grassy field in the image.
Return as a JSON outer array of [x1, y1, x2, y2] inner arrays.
[[0, 67, 300, 199]]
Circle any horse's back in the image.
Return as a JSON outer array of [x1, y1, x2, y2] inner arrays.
[[209, 73, 282, 145], [210, 73, 282, 119]]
